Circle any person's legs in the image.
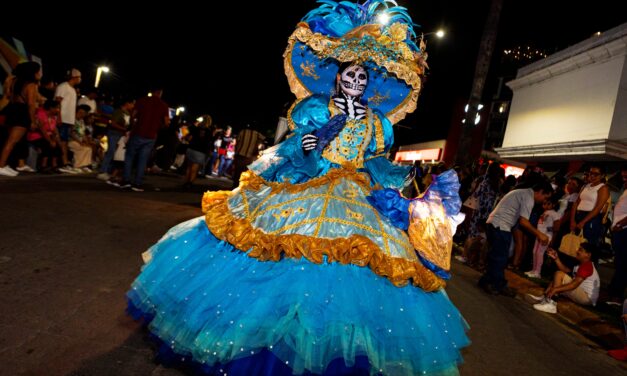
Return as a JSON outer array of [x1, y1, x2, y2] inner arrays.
[[50, 145, 61, 169], [511, 228, 524, 268], [68, 141, 92, 168], [551, 271, 567, 289], [480, 225, 512, 291], [583, 215, 603, 246], [0, 126, 27, 167], [38, 140, 51, 169], [189, 163, 200, 183], [531, 240, 549, 275], [57, 123, 71, 166], [608, 299, 627, 360], [100, 131, 122, 174], [624, 299, 627, 342], [609, 228, 627, 300], [213, 155, 221, 174], [220, 158, 233, 176], [123, 136, 140, 184], [133, 137, 156, 186]]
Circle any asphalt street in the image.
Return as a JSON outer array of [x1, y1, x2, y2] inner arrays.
[[0, 174, 625, 375]]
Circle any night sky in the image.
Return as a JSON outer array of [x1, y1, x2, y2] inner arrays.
[[3, 1, 626, 143]]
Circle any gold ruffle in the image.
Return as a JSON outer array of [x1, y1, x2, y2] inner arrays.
[[286, 98, 302, 131], [283, 24, 425, 125], [202, 190, 445, 292], [408, 214, 454, 271], [237, 167, 376, 195], [289, 25, 425, 90]]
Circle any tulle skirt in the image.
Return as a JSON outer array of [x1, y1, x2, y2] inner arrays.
[[128, 217, 469, 375]]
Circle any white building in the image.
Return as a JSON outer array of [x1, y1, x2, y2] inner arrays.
[[497, 23, 627, 162]]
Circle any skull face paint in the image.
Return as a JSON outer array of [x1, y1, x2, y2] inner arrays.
[[339, 65, 368, 97]]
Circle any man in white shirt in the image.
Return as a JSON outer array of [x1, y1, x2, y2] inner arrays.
[[609, 165, 627, 303], [55, 68, 81, 169], [479, 181, 553, 296]]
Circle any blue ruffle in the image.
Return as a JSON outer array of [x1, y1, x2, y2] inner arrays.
[[128, 217, 469, 376], [366, 188, 410, 230], [421, 170, 463, 217], [364, 157, 411, 190], [250, 136, 331, 183], [129, 300, 373, 376], [417, 254, 452, 280]]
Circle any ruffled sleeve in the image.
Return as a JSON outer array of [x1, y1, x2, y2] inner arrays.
[[248, 95, 332, 183], [363, 110, 411, 189]]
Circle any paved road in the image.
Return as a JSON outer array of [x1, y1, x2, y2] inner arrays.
[[0, 174, 625, 376]]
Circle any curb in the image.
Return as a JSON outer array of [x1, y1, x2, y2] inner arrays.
[[505, 269, 624, 349]]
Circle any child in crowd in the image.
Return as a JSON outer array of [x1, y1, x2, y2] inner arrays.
[[218, 139, 236, 177], [106, 133, 128, 186], [27, 99, 62, 173], [525, 196, 561, 278], [530, 243, 600, 314]]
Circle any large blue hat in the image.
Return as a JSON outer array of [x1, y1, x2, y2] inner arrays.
[[284, 0, 428, 125]]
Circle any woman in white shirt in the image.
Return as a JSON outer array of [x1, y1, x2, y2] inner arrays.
[[571, 165, 610, 246]]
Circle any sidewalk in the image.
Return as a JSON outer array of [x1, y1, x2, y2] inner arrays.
[[505, 269, 625, 349]]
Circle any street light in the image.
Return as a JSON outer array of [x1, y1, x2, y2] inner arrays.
[[421, 29, 446, 40], [176, 107, 185, 116], [95, 66, 110, 88]]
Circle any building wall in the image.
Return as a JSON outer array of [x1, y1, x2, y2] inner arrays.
[[502, 54, 626, 147], [610, 58, 627, 140]]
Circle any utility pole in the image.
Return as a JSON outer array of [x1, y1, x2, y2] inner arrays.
[[455, 0, 503, 166]]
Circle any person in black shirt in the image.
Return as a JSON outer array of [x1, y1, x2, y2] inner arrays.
[[183, 121, 212, 188]]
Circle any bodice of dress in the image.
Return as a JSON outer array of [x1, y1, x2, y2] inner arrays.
[[249, 94, 410, 189], [322, 117, 372, 168], [321, 101, 383, 169]]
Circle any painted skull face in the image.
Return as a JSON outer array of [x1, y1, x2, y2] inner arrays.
[[339, 65, 368, 97]]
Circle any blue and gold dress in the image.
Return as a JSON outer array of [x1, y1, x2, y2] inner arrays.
[[127, 94, 470, 375]]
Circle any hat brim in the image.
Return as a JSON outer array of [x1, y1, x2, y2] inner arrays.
[[284, 26, 422, 125]]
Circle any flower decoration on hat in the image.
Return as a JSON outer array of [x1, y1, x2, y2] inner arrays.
[[284, 0, 428, 124]]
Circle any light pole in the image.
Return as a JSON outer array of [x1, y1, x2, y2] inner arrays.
[[95, 66, 110, 88], [420, 29, 446, 43]]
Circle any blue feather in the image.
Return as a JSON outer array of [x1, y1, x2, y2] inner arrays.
[[303, 0, 420, 47]]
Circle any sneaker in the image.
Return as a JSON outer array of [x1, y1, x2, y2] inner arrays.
[[0, 166, 19, 177], [533, 299, 557, 314], [525, 293, 546, 303], [16, 165, 35, 173], [131, 184, 145, 192], [106, 179, 120, 187], [170, 165, 178, 171], [608, 346, 627, 361], [605, 296, 623, 306], [524, 271, 541, 278], [118, 181, 132, 189], [81, 166, 93, 173], [97, 172, 110, 181], [454, 255, 468, 263], [58, 166, 75, 174]]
